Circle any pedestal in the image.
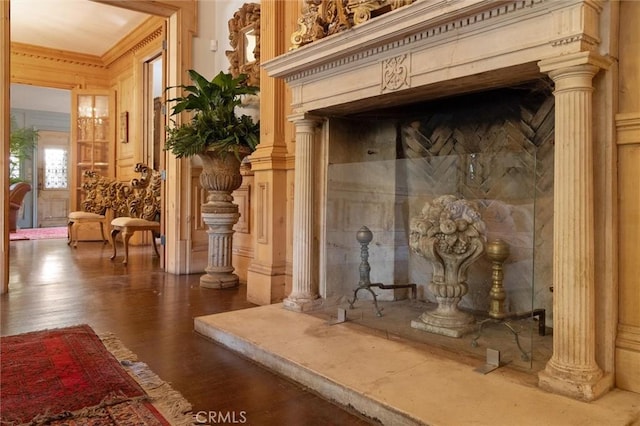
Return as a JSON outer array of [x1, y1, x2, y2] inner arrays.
[[200, 209, 240, 289], [197, 150, 246, 289], [411, 277, 477, 338]]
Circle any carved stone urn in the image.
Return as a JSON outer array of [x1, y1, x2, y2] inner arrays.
[[198, 148, 248, 289], [409, 195, 486, 337]]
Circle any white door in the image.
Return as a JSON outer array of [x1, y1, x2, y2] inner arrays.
[[37, 130, 70, 227]]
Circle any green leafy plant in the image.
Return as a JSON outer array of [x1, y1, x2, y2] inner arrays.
[[165, 70, 260, 159], [10, 115, 39, 184]]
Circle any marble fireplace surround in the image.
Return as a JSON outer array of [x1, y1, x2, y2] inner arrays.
[[264, 0, 614, 401]]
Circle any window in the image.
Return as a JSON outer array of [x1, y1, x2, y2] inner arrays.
[[44, 147, 68, 189]]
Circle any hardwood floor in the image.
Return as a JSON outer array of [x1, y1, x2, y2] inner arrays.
[[2, 239, 374, 425]]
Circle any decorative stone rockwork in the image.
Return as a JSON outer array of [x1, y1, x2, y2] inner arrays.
[[409, 195, 486, 337], [198, 150, 247, 289]]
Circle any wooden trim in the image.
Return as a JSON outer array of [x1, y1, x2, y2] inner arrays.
[[617, 324, 640, 352], [101, 17, 165, 66], [2, 0, 10, 293], [616, 113, 640, 145], [95, 0, 182, 18], [11, 42, 104, 67], [234, 185, 251, 234]]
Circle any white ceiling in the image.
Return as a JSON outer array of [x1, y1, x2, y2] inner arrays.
[[10, 0, 150, 56]]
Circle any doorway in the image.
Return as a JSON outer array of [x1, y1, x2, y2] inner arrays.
[[4, 0, 196, 293], [10, 84, 71, 229], [144, 54, 164, 173], [36, 131, 70, 227]]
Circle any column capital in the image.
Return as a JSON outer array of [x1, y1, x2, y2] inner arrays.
[[538, 51, 613, 75], [288, 112, 324, 126]]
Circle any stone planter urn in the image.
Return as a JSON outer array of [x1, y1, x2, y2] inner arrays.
[[409, 195, 486, 337], [198, 148, 248, 289]]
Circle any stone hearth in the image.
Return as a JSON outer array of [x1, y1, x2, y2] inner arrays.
[[194, 305, 638, 425]]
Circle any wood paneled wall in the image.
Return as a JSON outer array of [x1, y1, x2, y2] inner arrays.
[[616, 0, 640, 393], [106, 17, 164, 178]]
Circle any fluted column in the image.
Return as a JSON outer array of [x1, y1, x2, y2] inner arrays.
[[283, 115, 322, 312], [537, 55, 609, 401], [201, 211, 240, 288]]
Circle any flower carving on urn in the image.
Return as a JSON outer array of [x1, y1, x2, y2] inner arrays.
[[409, 195, 486, 337]]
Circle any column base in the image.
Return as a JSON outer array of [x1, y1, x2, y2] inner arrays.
[[283, 295, 322, 312], [200, 272, 239, 289], [538, 361, 612, 401]]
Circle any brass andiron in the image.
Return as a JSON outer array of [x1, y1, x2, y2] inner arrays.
[[471, 238, 547, 361], [348, 226, 416, 317], [486, 239, 509, 319]]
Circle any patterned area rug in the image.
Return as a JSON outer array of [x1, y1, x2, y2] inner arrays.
[[0, 325, 193, 425], [9, 226, 68, 241]]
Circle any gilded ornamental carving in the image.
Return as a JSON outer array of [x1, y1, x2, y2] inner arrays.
[[226, 3, 261, 86], [291, 0, 415, 49]]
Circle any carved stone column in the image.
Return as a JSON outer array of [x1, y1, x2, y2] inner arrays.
[[283, 115, 322, 312], [537, 54, 610, 401]]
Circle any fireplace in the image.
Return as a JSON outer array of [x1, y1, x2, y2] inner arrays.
[[264, 0, 614, 400], [306, 81, 553, 369], [325, 83, 553, 306]]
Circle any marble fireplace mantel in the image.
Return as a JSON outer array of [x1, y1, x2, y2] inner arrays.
[[264, 0, 606, 115], [263, 0, 614, 402]]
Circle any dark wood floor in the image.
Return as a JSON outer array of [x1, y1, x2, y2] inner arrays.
[[2, 238, 374, 425]]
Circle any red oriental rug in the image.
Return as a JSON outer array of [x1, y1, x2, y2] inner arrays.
[[0, 325, 193, 425], [9, 226, 68, 241]]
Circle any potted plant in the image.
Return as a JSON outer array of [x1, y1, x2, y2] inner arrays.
[[165, 70, 259, 157], [165, 70, 260, 289], [166, 70, 259, 204], [9, 114, 39, 184]]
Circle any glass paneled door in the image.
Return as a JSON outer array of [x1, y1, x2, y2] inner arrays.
[[70, 90, 115, 211], [36, 131, 70, 228]]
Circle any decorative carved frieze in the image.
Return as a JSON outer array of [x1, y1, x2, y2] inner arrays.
[[280, 0, 546, 84], [11, 42, 105, 69], [130, 27, 163, 54], [381, 54, 409, 92]]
